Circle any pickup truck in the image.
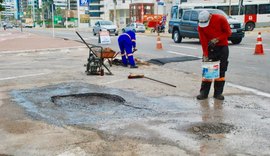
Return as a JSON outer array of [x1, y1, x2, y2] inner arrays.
[[168, 8, 245, 44]]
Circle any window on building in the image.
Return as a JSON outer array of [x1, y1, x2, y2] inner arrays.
[[89, 6, 100, 10], [90, 12, 101, 17]]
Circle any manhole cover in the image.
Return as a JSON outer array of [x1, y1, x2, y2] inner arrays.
[[148, 56, 200, 65], [51, 93, 126, 109]]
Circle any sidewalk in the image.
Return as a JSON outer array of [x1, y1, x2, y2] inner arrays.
[[0, 29, 84, 52]]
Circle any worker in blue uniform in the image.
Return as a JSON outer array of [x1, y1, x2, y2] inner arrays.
[[118, 30, 138, 68]]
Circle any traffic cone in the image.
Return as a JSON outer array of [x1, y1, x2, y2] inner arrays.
[[156, 33, 163, 50], [254, 32, 264, 55]]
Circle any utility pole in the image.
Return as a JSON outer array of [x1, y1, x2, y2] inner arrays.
[[77, 0, 80, 28], [229, 0, 231, 16], [32, 0, 35, 26], [113, 0, 116, 24], [66, 0, 68, 28], [65, 0, 70, 28], [0, 12, 1, 28], [52, 4, 55, 37]]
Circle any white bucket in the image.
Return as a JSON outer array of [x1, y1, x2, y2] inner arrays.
[[201, 61, 220, 79]]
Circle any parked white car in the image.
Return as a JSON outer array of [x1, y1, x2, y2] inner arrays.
[[122, 23, 146, 33], [93, 20, 119, 36]]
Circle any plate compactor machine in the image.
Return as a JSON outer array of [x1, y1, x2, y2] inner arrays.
[[76, 31, 118, 75]]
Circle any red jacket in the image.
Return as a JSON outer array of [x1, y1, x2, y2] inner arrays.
[[198, 14, 232, 57]]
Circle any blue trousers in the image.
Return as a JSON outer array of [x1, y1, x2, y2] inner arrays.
[[118, 35, 136, 66]]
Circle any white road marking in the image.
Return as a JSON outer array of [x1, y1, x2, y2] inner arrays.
[[233, 46, 270, 51], [168, 50, 270, 98], [167, 51, 202, 58], [100, 78, 127, 85], [0, 73, 48, 81], [227, 82, 270, 98], [170, 44, 198, 50]]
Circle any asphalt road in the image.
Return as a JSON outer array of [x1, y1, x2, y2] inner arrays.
[[1, 28, 270, 155], [23, 28, 270, 95]]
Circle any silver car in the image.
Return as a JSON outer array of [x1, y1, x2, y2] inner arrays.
[[93, 20, 119, 36], [122, 23, 146, 33]]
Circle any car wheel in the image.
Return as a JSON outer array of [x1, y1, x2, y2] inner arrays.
[[115, 33, 118, 36], [231, 38, 242, 44], [245, 22, 255, 31], [173, 30, 182, 43]]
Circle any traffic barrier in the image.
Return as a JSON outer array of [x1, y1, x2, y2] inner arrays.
[[156, 33, 163, 50], [254, 32, 264, 55]]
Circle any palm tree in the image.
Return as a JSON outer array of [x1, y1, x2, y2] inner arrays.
[[41, 0, 53, 27]]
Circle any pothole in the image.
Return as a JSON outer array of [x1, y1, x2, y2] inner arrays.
[[51, 93, 126, 109], [188, 122, 235, 139]]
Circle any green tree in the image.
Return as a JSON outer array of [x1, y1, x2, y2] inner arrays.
[[55, 7, 62, 16], [40, 0, 53, 27], [0, 0, 5, 12], [25, 6, 32, 18]]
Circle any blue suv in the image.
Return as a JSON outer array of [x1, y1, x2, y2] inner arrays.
[[168, 8, 245, 44]]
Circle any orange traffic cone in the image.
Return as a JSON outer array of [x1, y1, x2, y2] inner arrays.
[[254, 32, 264, 55], [156, 33, 163, 50]]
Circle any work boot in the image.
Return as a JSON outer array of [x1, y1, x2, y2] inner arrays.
[[214, 81, 225, 100], [130, 65, 138, 68], [214, 94, 224, 100], [196, 81, 212, 100]]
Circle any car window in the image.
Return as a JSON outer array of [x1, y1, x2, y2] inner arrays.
[[183, 11, 191, 20], [190, 11, 199, 21], [100, 21, 113, 25]]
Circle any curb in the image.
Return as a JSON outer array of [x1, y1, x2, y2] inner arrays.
[[0, 46, 86, 54]]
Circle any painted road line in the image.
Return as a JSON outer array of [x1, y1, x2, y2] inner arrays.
[[100, 79, 127, 85], [233, 46, 270, 51], [227, 82, 270, 98], [167, 51, 202, 58], [170, 44, 198, 50], [0, 73, 48, 81], [0, 61, 39, 66]]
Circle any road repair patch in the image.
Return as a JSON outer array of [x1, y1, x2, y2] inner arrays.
[[147, 56, 200, 65]]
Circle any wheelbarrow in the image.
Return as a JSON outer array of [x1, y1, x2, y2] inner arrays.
[[96, 48, 119, 67]]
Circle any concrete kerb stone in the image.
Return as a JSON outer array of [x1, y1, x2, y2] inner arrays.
[[1, 46, 87, 54]]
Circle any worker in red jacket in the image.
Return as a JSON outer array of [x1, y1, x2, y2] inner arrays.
[[197, 10, 232, 100]]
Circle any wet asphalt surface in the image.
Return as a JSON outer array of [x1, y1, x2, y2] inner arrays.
[[10, 82, 270, 155]]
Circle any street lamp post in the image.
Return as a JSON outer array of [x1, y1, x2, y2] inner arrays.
[[113, 0, 116, 24], [32, 0, 35, 26], [229, 0, 232, 16], [66, 0, 69, 28]]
